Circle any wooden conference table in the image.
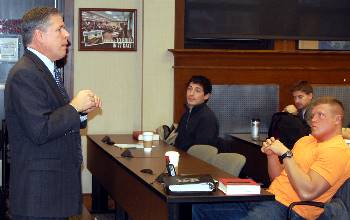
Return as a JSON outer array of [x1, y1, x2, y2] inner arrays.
[[87, 134, 274, 220], [230, 133, 268, 146], [227, 133, 271, 187]]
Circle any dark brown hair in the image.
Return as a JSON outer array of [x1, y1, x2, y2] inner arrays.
[[290, 80, 313, 94], [187, 75, 212, 95]]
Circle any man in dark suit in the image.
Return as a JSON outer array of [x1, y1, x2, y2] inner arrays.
[[283, 80, 313, 120], [268, 81, 313, 149], [4, 7, 101, 220]]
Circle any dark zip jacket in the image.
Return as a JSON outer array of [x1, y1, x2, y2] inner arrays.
[[175, 103, 219, 151]]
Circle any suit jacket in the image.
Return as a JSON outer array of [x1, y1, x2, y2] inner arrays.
[[5, 50, 84, 217]]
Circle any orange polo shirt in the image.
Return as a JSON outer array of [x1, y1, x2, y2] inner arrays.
[[268, 135, 350, 220]]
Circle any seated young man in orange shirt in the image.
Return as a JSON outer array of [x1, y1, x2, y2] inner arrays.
[[192, 96, 350, 220]]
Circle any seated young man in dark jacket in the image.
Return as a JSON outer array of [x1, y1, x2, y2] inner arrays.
[[174, 75, 219, 151]]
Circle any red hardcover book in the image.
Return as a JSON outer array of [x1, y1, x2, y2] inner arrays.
[[218, 177, 261, 195]]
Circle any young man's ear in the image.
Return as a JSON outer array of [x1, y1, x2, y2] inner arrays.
[[204, 93, 210, 101]]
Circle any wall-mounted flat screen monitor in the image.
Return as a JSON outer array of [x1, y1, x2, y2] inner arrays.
[[185, 0, 350, 44]]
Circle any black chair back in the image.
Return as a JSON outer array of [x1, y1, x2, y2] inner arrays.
[[318, 178, 350, 220], [287, 178, 350, 220]]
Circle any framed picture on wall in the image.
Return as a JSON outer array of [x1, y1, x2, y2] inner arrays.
[[0, 35, 20, 62], [79, 8, 137, 51], [298, 40, 350, 51]]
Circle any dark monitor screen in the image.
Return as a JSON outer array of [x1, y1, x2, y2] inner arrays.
[[185, 0, 350, 41]]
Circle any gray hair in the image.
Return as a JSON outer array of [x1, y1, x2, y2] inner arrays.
[[21, 7, 60, 47]]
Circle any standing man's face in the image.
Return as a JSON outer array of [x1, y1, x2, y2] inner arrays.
[[293, 90, 313, 111], [186, 82, 210, 109], [37, 14, 70, 61]]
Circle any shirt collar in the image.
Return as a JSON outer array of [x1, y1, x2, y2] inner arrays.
[[27, 47, 55, 77], [186, 102, 206, 113]]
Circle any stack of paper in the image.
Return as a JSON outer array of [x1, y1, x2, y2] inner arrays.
[[344, 139, 350, 147], [114, 144, 144, 148]]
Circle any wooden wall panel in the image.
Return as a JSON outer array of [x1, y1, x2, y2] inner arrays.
[[170, 49, 350, 122], [174, 0, 184, 49]]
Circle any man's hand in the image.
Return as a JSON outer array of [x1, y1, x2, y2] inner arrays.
[[262, 137, 284, 180], [261, 137, 289, 157], [342, 127, 350, 139], [82, 94, 102, 113], [283, 105, 298, 115], [261, 138, 276, 156], [70, 90, 102, 113]]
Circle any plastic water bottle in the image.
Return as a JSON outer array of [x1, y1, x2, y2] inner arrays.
[[251, 118, 260, 140]]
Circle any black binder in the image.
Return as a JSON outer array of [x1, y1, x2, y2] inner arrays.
[[163, 174, 216, 195]]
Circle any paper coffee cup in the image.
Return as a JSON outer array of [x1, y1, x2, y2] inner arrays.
[[165, 151, 180, 167], [143, 131, 153, 149]]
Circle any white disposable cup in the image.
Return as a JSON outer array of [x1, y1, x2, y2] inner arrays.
[[143, 132, 153, 149], [165, 151, 180, 167]]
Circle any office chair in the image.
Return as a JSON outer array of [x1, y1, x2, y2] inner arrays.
[[287, 178, 350, 220], [187, 145, 218, 164], [211, 153, 246, 177]]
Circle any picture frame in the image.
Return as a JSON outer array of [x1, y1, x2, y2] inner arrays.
[[0, 35, 20, 62], [298, 40, 350, 51], [79, 8, 137, 51]]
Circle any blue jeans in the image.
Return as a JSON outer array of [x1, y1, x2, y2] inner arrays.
[[192, 200, 305, 220]]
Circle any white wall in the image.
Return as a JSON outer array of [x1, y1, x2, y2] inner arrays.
[[142, 1, 175, 130], [74, 0, 174, 193]]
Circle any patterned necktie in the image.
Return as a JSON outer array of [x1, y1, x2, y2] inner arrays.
[[297, 110, 304, 120], [54, 66, 69, 101]]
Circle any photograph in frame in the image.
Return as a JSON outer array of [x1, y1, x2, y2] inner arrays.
[[79, 8, 137, 51], [0, 36, 19, 62], [298, 40, 350, 51]]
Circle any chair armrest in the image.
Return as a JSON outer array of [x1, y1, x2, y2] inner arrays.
[[288, 201, 325, 220]]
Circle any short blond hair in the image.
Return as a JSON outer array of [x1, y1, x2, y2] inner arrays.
[[310, 96, 344, 121]]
